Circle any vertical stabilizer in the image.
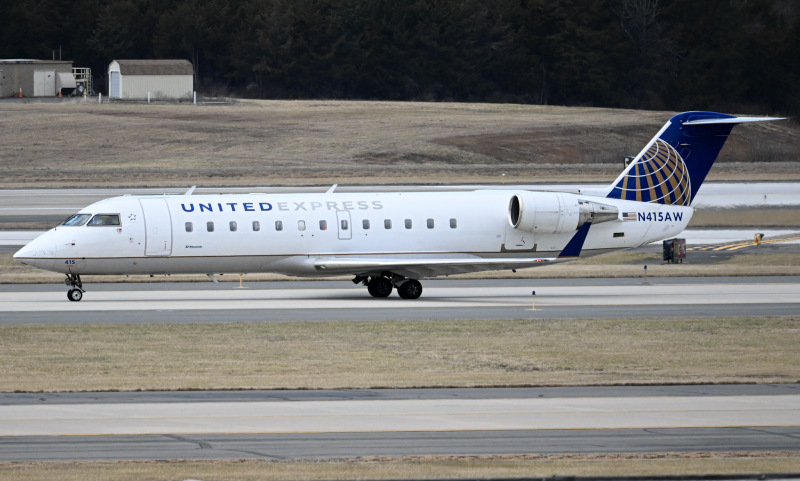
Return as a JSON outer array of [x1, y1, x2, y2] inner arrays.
[[605, 111, 783, 206]]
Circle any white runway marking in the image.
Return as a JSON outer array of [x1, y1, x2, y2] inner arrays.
[[1, 395, 797, 436], [1, 283, 798, 312]]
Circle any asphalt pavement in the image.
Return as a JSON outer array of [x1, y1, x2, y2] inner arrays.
[[2, 384, 798, 462]]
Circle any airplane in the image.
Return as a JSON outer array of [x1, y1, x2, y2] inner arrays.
[[14, 111, 782, 301]]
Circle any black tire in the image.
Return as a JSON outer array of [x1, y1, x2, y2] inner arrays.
[[397, 279, 423, 299], [367, 277, 393, 297], [67, 289, 83, 302]]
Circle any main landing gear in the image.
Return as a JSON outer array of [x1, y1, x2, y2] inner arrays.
[[354, 273, 423, 299], [65, 273, 84, 302]]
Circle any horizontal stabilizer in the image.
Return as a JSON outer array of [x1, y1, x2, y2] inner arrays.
[[682, 116, 786, 125]]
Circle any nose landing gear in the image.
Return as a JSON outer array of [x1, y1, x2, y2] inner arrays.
[[65, 274, 84, 302]]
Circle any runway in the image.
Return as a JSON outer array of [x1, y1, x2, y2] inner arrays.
[[1, 385, 798, 461], [4, 395, 797, 436], [2, 277, 799, 324]]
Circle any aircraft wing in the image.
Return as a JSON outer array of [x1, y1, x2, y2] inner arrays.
[[312, 255, 557, 278]]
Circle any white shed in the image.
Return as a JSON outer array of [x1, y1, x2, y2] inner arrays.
[[108, 59, 193, 100]]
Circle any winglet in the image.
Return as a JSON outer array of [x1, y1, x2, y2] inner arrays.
[[558, 222, 592, 258]]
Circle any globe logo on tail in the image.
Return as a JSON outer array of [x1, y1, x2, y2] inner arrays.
[[612, 138, 691, 206]]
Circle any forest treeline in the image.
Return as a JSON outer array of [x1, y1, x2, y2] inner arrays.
[[2, 0, 798, 115]]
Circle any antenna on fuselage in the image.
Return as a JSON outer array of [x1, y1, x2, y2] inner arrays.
[[326, 184, 337, 194], [185, 186, 197, 195]]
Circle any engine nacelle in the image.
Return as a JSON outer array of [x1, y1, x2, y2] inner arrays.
[[508, 192, 619, 234]]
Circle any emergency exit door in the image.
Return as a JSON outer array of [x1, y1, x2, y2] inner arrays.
[[336, 210, 352, 240]]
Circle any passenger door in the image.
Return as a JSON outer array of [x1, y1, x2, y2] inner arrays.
[[140, 198, 173, 256]]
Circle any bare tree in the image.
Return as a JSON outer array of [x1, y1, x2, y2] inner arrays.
[[617, 0, 660, 55]]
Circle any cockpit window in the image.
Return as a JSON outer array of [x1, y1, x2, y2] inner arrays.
[[87, 214, 121, 226], [62, 214, 91, 226]]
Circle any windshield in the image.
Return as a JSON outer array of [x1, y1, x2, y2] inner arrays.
[[87, 214, 121, 226], [62, 214, 91, 226]]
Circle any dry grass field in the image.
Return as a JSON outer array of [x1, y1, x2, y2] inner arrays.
[[1, 317, 797, 392], [1, 100, 798, 188], [2, 454, 799, 481]]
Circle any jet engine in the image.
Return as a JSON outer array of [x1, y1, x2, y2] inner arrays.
[[508, 192, 619, 234]]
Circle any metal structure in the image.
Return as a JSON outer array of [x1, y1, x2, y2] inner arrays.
[[72, 67, 92, 96]]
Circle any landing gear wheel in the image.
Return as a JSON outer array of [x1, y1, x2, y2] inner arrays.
[[397, 279, 423, 299], [367, 277, 393, 298], [65, 274, 84, 302]]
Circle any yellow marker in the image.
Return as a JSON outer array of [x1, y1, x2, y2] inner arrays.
[[531, 290, 536, 310]]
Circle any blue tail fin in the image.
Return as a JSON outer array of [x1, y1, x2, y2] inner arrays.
[[605, 111, 782, 206]]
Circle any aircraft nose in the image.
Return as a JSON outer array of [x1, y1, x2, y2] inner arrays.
[[13, 232, 57, 271]]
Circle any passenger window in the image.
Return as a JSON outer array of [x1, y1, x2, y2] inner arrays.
[[384, 219, 392, 229], [341, 219, 349, 230], [229, 221, 237, 232], [427, 218, 434, 229], [207, 221, 214, 232], [253, 221, 260, 231], [362, 219, 370, 230], [450, 218, 457, 229], [62, 213, 91, 226], [298, 220, 306, 231], [87, 214, 121, 226], [320, 220, 327, 230], [275, 221, 283, 231], [185, 222, 193, 233], [405, 219, 412, 229]]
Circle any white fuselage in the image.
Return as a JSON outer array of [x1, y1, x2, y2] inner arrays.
[[14, 190, 692, 278]]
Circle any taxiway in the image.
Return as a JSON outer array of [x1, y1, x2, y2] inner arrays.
[[1, 277, 799, 324], [1, 384, 798, 462]]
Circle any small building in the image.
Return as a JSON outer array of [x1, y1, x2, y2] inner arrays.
[[0, 59, 76, 97], [108, 59, 193, 100]]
